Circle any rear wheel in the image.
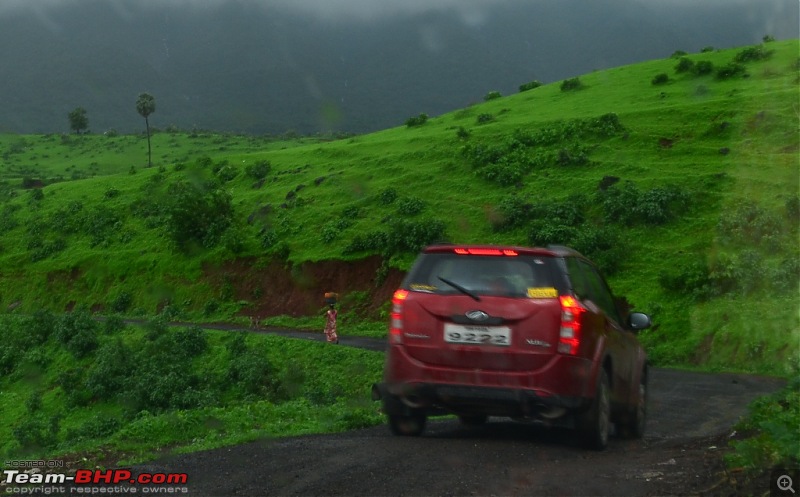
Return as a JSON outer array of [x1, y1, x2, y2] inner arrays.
[[577, 369, 611, 450], [618, 368, 647, 439], [458, 414, 488, 426], [388, 413, 427, 436]]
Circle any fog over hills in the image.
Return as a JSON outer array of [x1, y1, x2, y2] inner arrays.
[[1, 0, 797, 135]]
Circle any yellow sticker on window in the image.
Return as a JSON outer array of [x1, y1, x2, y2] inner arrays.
[[410, 284, 437, 292], [527, 287, 558, 299]]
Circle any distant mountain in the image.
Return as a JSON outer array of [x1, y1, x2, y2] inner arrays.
[[0, 0, 797, 135]]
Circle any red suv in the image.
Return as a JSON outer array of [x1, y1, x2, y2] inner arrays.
[[372, 244, 651, 449]]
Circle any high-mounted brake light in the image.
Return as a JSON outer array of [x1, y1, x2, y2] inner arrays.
[[453, 248, 518, 256], [558, 295, 585, 355], [389, 289, 409, 344]]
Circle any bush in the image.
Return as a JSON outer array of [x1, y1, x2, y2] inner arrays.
[[104, 187, 120, 199], [651, 73, 669, 85], [109, 291, 133, 313], [727, 376, 800, 471], [476, 113, 495, 124], [28, 309, 57, 342], [717, 201, 782, 248], [455, 126, 471, 140], [659, 256, 711, 300], [12, 414, 60, 453], [166, 180, 234, 250], [675, 57, 695, 73], [693, 61, 715, 76], [85, 339, 133, 400], [396, 197, 425, 216], [173, 325, 208, 357], [405, 113, 428, 127], [483, 91, 502, 101], [734, 45, 775, 63], [55, 307, 99, 358], [599, 182, 689, 225], [519, 80, 542, 92], [245, 160, 271, 180], [715, 62, 747, 80], [560, 77, 583, 91], [344, 218, 447, 255]]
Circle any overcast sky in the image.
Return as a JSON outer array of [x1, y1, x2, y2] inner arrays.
[[1, 0, 789, 24]]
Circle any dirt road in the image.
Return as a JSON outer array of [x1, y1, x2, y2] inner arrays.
[[130, 330, 785, 497]]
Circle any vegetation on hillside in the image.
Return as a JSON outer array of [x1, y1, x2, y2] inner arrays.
[[0, 39, 797, 471]]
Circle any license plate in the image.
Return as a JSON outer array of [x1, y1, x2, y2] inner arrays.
[[443, 324, 511, 346]]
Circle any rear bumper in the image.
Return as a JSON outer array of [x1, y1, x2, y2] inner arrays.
[[374, 344, 596, 418], [372, 381, 590, 419]]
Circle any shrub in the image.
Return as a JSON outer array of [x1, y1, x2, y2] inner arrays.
[[674, 57, 695, 74], [55, 307, 99, 358], [108, 291, 133, 313], [85, 339, 133, 400], [600, 182, 689, 225], [715, 62, 747, 80], [166, 180, 234, 250], [397, 197, 425, 216], [173, 325, 208, 357], [734, 45, 775, 63], [455, 126, 471, 140], [405, 113, 428, 127], [772, 255, 800, 293], [717, 201, 782, 248], [659, 256, 711, 300], [693, 61, 714, 76], [476, 113, 495, 124], [28, 309, 57, 342], [104, 187, 120, 199], [651, 73, 669, 85], [12, 414, 60, 452], [344, 218, 447, 255], [670, 50, 688, 58], [245, 160, 271, 180], [483, 91, 502, 101], [65, 416, 121, 442], [560, 77, 583, 91], [519, 80, 542, 92]]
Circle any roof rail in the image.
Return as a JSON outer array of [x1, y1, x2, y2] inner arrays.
[[546, 244, 582, 256]]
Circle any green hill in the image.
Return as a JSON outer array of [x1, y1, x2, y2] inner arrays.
[[0, 39, 798, 375]]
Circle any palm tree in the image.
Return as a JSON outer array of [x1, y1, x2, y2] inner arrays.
[[136, 93, 156, 167]]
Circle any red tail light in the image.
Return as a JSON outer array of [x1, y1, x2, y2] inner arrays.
[[389, 289, 409, 344], [558, 295, 585, 355]]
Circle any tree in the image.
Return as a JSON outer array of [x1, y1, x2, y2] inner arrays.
[[68, 107, 89, 134], [136, 93, 156, 167]]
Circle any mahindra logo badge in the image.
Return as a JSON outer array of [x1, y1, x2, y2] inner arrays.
[[466, 310, 489, 321]]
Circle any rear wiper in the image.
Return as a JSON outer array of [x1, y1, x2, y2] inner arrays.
[[437, 276, 481, 302]]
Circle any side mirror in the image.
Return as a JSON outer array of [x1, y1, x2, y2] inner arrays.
[[627, 312, 651, 332]]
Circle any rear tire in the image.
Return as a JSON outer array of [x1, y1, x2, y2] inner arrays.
[[388, 413, 427, 436], [577, 369, 611, 450], [618, 368, 647, 439]]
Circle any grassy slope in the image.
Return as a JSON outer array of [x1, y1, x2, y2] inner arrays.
[[0, 39, 797, 470], [0, 40, 797, 374]]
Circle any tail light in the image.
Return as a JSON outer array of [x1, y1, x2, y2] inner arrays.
[[389, 289, 409, 344], [558, 295, 585, 355]]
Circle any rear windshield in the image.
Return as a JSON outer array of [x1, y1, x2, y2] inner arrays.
[[402, 253, 559, 298]]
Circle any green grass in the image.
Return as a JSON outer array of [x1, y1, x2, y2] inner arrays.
[[0, 39, 798, 471], [0, 313, 384, 465]]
